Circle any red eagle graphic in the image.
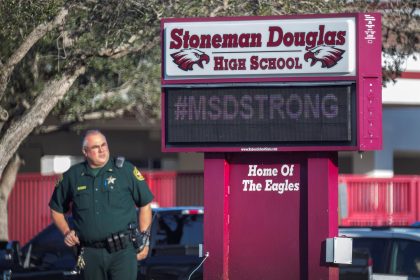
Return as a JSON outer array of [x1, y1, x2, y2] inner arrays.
[[303, 45, 345, 68], [171, 48, 210, 71]]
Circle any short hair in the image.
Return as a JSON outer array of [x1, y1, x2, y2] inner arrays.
[[82, 129, 106, 149]]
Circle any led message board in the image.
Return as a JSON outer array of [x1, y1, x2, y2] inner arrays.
[[161, 13, 382, 152], [165, 84, 355, 149]]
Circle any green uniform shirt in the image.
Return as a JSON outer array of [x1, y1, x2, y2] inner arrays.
[[49, 158, 154, 243]]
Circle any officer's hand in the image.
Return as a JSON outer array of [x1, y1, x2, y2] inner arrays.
[[136, 246, 149, 261], [64, 230, 80, 247]]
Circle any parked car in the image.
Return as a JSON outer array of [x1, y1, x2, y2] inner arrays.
[[339, 227, 420, 280], [411, 222, 420, 227], [0, 207, 204, 280], [338, 246, 373, 280]]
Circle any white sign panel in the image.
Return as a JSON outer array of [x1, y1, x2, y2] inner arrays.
[[163, 17, 356, 79]]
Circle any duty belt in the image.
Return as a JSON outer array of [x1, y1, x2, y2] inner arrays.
[[81, 240, 107, 248], [81, 231, 130, 253]]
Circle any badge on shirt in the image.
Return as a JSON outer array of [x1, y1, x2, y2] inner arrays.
[[106, 176, 116, 185], [77, 185, 87, 191], [133, 167, 144, 181]]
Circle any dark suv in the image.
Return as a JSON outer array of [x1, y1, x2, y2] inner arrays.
[[339, 227, 420, 280], [0, 207, 204, 280]]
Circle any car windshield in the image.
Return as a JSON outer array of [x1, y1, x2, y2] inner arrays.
[[353, 237, 391, 274], [154, 213, 203, 246], [391, 239, 420, 277]]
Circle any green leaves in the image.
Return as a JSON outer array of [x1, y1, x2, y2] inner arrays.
[[0, 0, 64, 58]]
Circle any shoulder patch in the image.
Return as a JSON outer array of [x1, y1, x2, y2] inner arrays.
[[133, 167, 144, 181]]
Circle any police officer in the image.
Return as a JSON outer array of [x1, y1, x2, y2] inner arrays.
[[49, 130, 154, 280]]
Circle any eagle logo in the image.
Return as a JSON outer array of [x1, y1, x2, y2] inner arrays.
[[171, 48, 210, 71], [303, 45, 345, 68]]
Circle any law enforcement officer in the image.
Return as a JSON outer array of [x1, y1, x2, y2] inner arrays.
[[49, 130, 154, 280]]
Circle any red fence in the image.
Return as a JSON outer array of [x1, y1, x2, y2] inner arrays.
[[7, 171, 204, 245], [6, 173, 420, 245], [339, 175, 420, 226], [7, 174, 57, 246]]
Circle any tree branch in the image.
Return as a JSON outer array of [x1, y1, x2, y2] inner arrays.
[[82, 106, 133, 120], [0, 7, 69, 103], [98, 36, 159, 58], [0, 65, 85, 173], [210, 0, 230, 17], [34, 120, 78, 134], [35, 105, 133, 134]]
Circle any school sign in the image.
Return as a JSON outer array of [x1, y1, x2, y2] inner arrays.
[[162, 16, 374, 79], [161, 14, 382, 279]]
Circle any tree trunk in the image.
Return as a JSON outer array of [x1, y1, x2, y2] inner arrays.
[[0, 154, 23, 241], [0, 65, 86, 173]]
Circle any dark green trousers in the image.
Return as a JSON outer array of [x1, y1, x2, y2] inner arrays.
[[81, 246, 137, 280]]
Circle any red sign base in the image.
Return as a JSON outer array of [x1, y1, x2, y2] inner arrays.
[[204, 152, 339, 280]]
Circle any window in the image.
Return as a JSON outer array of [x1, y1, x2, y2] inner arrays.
[[394, 152, 420, 175], [391, 239, 420, 277], [353, 237, 391, 273], [154, 213, 203, 246]]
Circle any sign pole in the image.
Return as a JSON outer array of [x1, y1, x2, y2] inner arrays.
[[203, 153, 230, 280], [306, 152, 339, 279], [204, 152, 339, 280]]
